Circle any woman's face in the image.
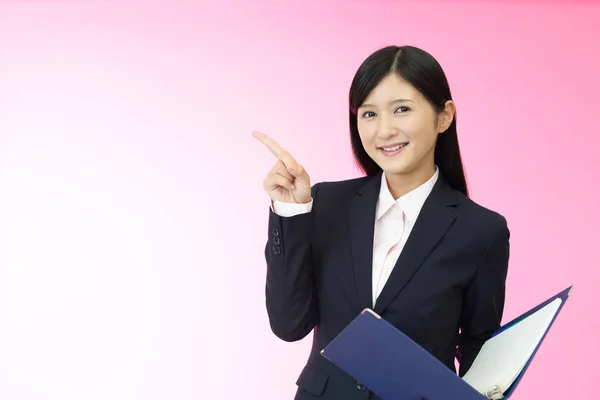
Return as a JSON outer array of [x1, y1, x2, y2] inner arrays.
[[356, 73, 454, 180]]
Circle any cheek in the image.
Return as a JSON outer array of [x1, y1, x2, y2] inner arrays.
[[422, 126, 440, 146], [357, 123, 376, 145], [408, 119, 438, 145]]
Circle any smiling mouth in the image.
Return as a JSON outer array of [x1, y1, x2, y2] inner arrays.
[[380, 143, 408, 152]]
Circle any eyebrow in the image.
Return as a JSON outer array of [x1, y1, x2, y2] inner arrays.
[[359, 99, 415, 109]]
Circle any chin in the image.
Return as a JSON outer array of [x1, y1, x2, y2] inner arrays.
[[376, 158, 413, 175], [386, 161, 434, 178]]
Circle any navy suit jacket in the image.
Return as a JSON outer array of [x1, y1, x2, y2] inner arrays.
[[263, 172, 510, 400]]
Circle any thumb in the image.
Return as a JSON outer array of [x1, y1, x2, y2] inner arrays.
[[287, 162, 310, 185]]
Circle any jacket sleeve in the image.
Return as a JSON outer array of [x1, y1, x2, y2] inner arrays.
[[456, 216, 510, 376], [264, 183, 321, 342]]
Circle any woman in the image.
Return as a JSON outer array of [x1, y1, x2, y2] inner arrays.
[[253, 45, 510, 400]]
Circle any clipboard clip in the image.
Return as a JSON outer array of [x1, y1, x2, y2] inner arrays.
[[484, 385, 504, 399]]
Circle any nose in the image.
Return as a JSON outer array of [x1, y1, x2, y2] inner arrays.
[[377, 114, 399, 139]]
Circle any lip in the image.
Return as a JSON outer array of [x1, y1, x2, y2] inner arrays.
[[378, 142, 409, 157], [378, 142, 408, 150]]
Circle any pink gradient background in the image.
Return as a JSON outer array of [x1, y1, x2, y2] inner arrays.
[[1, 0, 599, 399]]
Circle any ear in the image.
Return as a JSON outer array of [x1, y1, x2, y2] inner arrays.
[[437, 100, 456, 134]]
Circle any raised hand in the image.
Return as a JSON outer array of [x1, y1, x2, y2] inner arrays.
[[252, 130, 312, 204]]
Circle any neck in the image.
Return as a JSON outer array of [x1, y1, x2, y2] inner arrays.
[[385, 165, 436, 199]]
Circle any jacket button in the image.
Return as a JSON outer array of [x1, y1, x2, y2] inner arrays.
[[273, 246, 281, 255], [273, 237, 281, 245], [356, 381, 366, 391], [272, 228, 280, 237]]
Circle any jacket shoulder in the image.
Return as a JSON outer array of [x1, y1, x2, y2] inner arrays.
[[452, 190, 509, 235]]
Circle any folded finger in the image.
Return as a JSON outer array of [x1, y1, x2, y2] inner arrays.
[[264, 174, 295, 192]]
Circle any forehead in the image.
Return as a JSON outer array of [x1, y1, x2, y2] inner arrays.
[[362, 73, 422, 105]]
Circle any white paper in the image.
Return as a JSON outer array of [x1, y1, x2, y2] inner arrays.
[[461, 298, 562, 397]]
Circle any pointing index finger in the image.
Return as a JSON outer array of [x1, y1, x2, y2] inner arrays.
[[252, 130, 284, 157]]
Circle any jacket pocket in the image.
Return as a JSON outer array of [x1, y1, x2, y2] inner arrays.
[[295, 363, 329, 396]]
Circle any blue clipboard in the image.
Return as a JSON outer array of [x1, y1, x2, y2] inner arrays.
[[320, 286, 573, 400]]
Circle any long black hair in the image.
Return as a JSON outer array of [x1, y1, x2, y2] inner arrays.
[[348, 45, 468, 197]]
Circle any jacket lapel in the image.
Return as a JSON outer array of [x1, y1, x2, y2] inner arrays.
[[373, 176, 458, 315], [347, 174, 382, 311]]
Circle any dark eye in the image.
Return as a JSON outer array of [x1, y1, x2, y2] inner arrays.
[[396, 106, 410, 113], [362, 111, 376, 118]]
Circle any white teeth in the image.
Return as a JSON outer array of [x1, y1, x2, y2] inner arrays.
[[382, 144, 407, 151]]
